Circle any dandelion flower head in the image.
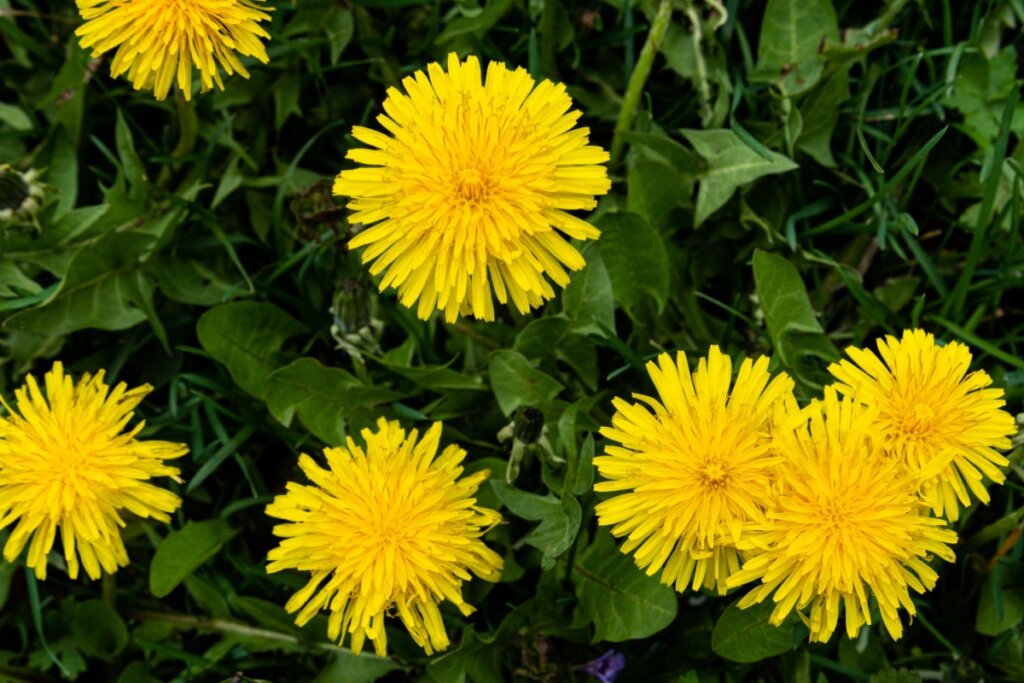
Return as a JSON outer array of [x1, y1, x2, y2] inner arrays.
[[266, 418, 504, 656], [75, 0, 271, 101], [828, 329, 1016, 521], [593, 347, 796, 594], [334, 53, 611, 322], [727, 390, 957, 642], [0, 362, 186, 580]]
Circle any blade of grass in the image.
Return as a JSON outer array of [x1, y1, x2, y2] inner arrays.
[[809, 127, 947, 235], [945, 88, 1020, 317]]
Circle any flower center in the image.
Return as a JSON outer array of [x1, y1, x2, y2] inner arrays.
[[452, 167, 495, 205], [698, 461, 730, 490], [898, 401, 938, 438]]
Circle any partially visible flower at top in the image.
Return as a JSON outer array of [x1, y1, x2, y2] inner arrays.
[[0, 362, 186, 580], [75, 0, 272, 101], [728, 389, 957, 642], [828, 329, 1016, 522], [0, 165, 45, 226], [265, 418, 503, 656], [593, 347, 796, 594], [580, 650, 626, 683], [333, 53, 611, 322]]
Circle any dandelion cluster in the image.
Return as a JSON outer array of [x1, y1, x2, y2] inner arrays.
[[334, 53, 611, 322], [727, 390, 957, 642], [265, 418, 503, 656], [0, 362, 186, 580], [594, 331, 1016, 641]]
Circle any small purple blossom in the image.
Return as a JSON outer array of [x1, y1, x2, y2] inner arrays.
[[580, 650, 626, 683]]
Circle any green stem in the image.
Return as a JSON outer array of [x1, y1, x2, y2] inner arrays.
[[157, 92, 198, 190], [610, 0, 674, 165], [101, 571, 117, 608], [683, 0, 712, 126], [874, 0, 911, 31], [171, 92, 199, 160], [131, 610, 395, 660]]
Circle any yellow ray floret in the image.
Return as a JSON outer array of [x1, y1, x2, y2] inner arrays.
[[265, 418, 504, 656], [75, 0, 272, 101], [828, 329, 1016, 522], [0, 362, 186, 580], [728, 389, 957, 642], [333, 53, 611, 322], [594, 347, 796, 594]]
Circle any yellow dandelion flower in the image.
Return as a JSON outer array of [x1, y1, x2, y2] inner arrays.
[[265, 418, 504, 656], [593, 347, 796, 594], [0, 362, 186, 580], [75, 0, 272, 101], [828, 329, 1016, 521], [333, 53, 611, 322], [727, 390, 957, 642]]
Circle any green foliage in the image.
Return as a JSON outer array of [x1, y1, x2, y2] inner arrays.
[[1, 0, 1023, 681], [711, 600, 806, 663]]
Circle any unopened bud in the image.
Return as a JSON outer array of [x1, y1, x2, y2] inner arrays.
[[513, 407, 544, 445], [0, 165, 30, 212]]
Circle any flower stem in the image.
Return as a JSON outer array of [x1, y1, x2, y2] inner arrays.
[[102, 571, 117, 608], [130, 610, 395, 661], [157, 92, 198, 190], [610, 0, 674, 165], [682, 0, 712, 126]]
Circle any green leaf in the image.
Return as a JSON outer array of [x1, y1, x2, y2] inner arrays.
[[797, 67, 850, 167], [384, 363, 487, 392], [3, 232, 157, 337], [681, 129, 799, 226], [150, 521, 235, 598], [621, 131, 705, 173], [312, 651, 403, 683], [0, 261, 42, 298], [117, 662, 161, 683], [154, 257, 236, 306], [573, 530, 677, 641], [977, 568, 1024, 636], [488, 350, 563, 415], [72, 600, 128, 660], [115, 109, 146, 196], [514, 317, 570, 359], [435, 0, 515, 44], [196, 302, 306, 399], [266, 357, 401, 445], [627, 160, 690, 231], [0, 102, 32, 131], [564, 432, 595, 497], [820, 26, 899, 67], [325, 7, 355, 64], [752, 249, 839, 386], [184, 575, 232, 619], [562, 244, 615, 336], [49, 127, 78, 218], [491, 481, 581, 570], [712, 599, 805, 663], [274, 76, 302, 131], [596, 211, 670, 313], [752, 0, 839, 95]]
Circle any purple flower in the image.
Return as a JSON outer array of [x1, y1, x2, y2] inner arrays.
[[581, 650, 626, 683]]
